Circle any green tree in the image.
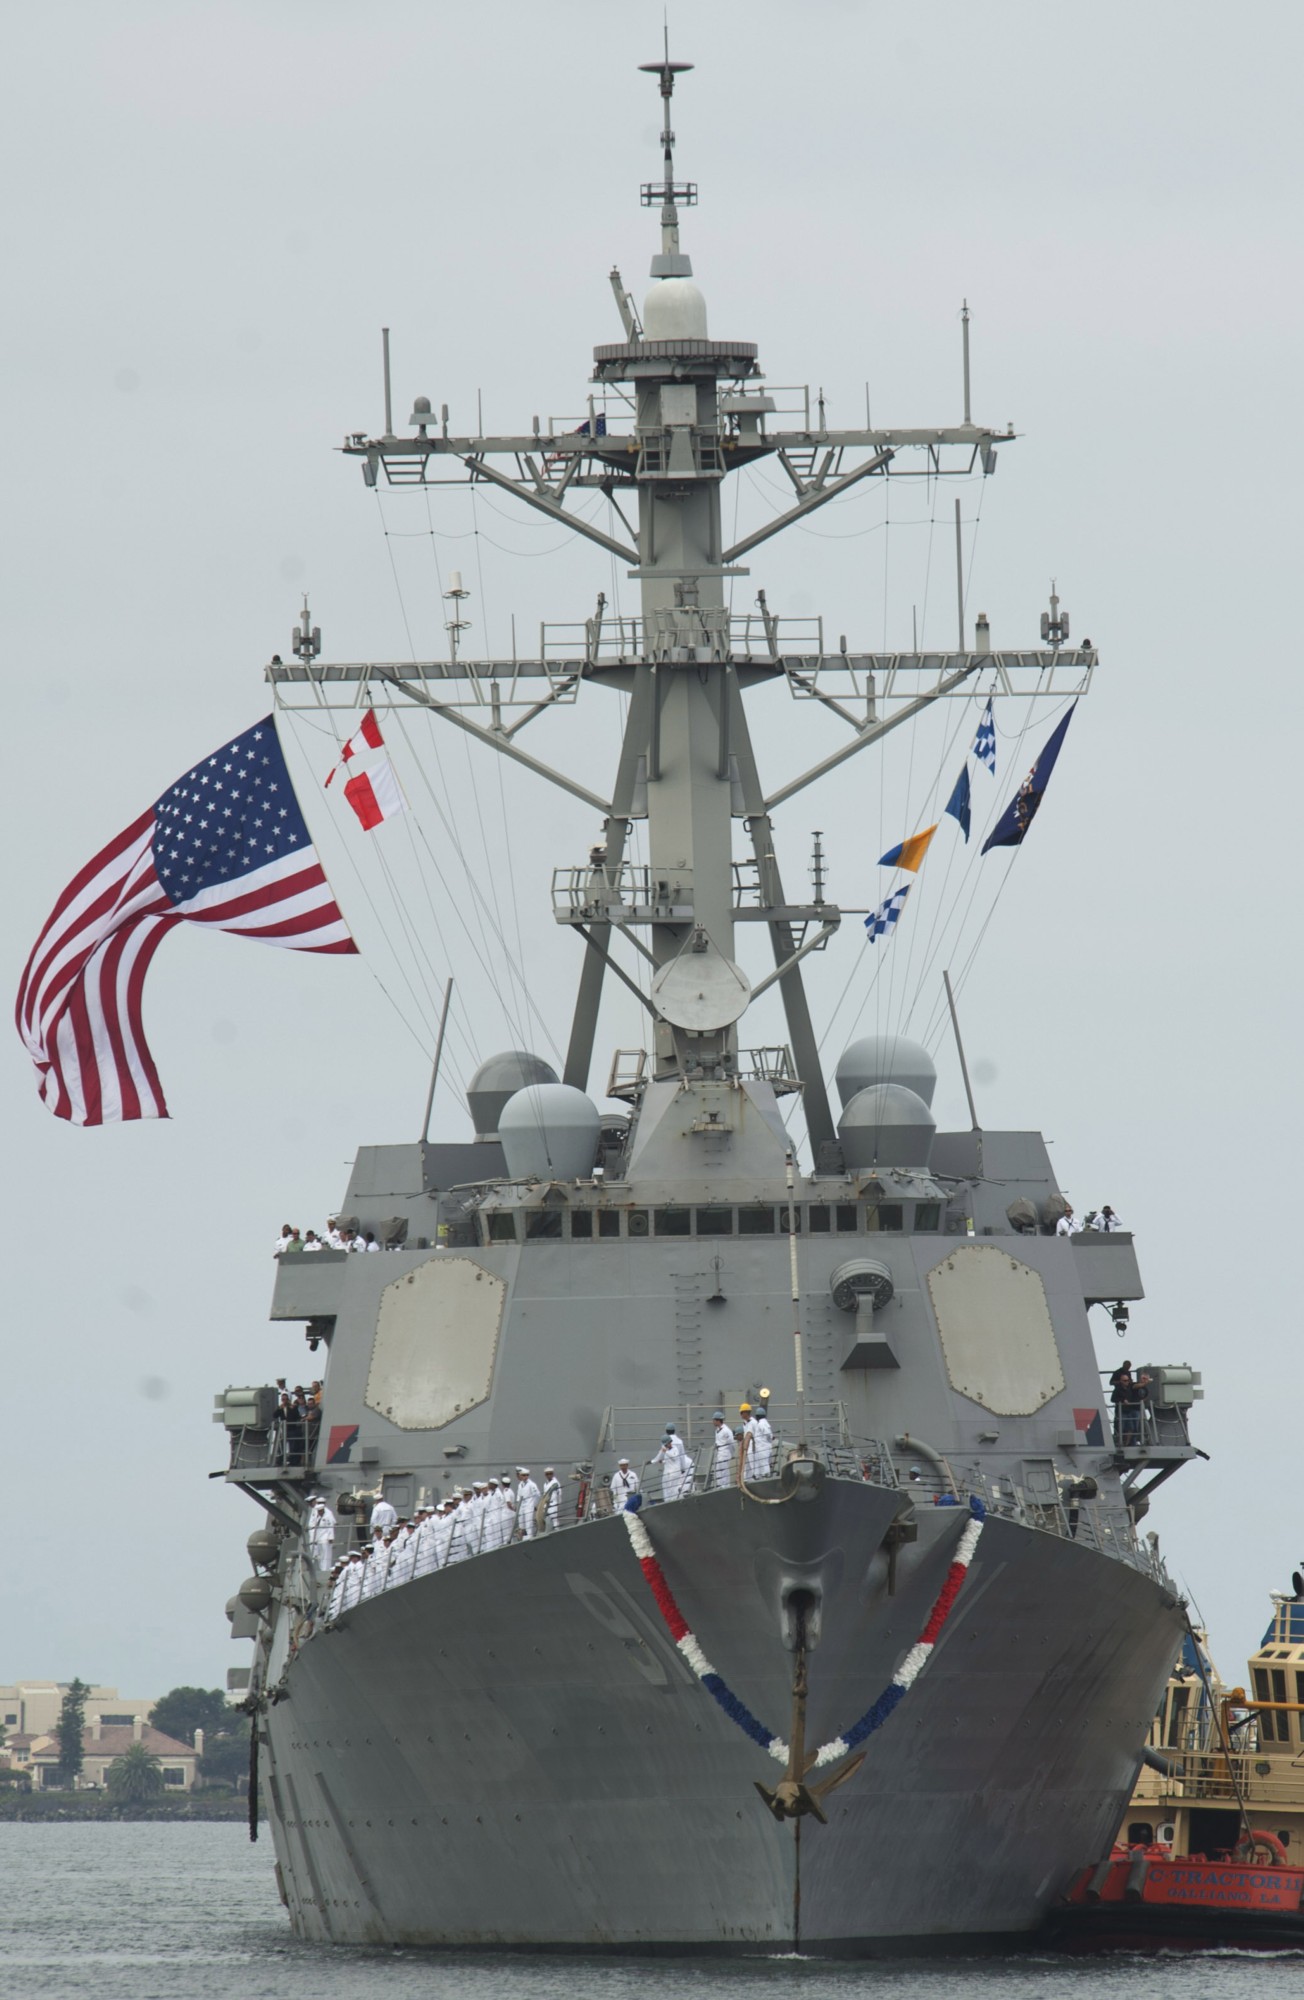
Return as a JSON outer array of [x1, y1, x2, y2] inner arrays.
[[105, 1742, 165, 1803], [150, 1687, 230, 1746], [198, 1716, 251, 1791], [54, 1679, 90, 1788]]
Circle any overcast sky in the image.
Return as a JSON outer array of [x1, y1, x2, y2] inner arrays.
[[3, 0, 1300, 1700]]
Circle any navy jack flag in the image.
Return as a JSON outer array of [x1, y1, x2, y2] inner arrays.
[[16, 714, 355, 1125], [981, 703, 1077, 856]]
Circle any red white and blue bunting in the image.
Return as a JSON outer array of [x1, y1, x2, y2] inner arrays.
[[622, 1495, 986, 1769]]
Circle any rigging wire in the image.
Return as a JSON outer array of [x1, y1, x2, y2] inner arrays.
[[375, 488, 540, 1053], [275, 709, 438, 1061]]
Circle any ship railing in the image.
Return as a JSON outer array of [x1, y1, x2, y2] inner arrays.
[[225, 1423, 314, 1475], [1143, 1746, 1303, 1806], [949, 1462, 1169, 1583]]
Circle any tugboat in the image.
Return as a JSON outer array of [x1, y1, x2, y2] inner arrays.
[[1050, 1587, 1304, 1950], [205, 51, 1206, 1952]]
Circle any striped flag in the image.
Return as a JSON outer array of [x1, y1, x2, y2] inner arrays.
[[864, 884, 911, 943], [324, 708, 384, 787], [15, 714, 356, 1126]]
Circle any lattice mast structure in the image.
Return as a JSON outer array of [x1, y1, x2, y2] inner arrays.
[[271, 52, 1091, 1161]]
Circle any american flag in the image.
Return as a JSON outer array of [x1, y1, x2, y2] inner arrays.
[[16, 714, 356, 1125]]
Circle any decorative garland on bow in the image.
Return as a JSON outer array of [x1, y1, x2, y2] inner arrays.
[[622, 1495, 986, 1768]]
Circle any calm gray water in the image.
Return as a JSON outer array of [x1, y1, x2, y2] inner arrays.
[[2, 1825, 1302, 2000]]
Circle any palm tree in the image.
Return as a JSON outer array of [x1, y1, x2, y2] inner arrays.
[[106, 1743, 165, 1803]]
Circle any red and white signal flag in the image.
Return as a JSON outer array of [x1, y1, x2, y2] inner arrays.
[[325, 711, 407, 831]]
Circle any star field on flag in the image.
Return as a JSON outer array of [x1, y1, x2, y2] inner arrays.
[[16, 714, 355, 1126]]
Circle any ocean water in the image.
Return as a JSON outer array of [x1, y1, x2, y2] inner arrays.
[[1, 1825, 1302, 2000]]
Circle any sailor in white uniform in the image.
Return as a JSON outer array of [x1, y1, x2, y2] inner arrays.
[[711, 1411, 737, 1488], [360, 1539, 388, 1600], [542, 1469, 561, 1532], [1092, 1205, 1124, 1231], [610, 1457, 641, 1510], [467, 1481, 491, 1553], [412, 1506, 438, 1578], [326, 1559, 348, 1620], [654, 1425, 694, 1501], [498, 1475, 518, 1544], [1055, 1209, 1080, 1237], [515, 1468, 541, 1539], [388, 1520, 418, 1589], [307, 1496, 336, 1572], [369, 1493, 398, 1536], [750, 1406, 775, 1478], [339, 1550, 367, 1611]]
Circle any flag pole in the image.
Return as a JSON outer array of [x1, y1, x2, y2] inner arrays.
[[420, 978, 455, 1144]]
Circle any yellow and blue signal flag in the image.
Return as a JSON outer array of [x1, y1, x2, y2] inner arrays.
[[877, 824, 937, 872]]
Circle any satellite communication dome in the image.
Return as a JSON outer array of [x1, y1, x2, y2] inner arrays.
[[835, 1034, 937, 1110], [499, 1084, 601, 1183], [642, 279, 710, 341], [466, 1051, 559, 1141], [838, 1083, 936, 1171]]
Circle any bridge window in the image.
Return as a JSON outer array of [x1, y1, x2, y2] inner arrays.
[[570, 1210, 593, 1239], [738, 1207, 776, 1235], [915, 1202, 941, 1231], [808, 1205, 830, 1233], [486, 1212, 517, 1243], [835, 1204, 859, 1232], [866, 1205, 904, 1232], [1128, 1822, 1154, 1847], [696, 1207, 733, 1235], [598, 1210, 621, 1238], [627, 1210, 650, 1237], [525, 1210, 562, 1240]]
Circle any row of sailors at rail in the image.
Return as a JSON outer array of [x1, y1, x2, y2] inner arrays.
[[317, 1470, 560, 1613], [311, 1409, 777, 1608]]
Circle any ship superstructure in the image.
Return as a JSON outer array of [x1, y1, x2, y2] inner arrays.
[[215, 55, 1203, 1952]]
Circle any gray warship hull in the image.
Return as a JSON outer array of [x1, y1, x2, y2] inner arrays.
[[264, 1483, 1184, 1951]]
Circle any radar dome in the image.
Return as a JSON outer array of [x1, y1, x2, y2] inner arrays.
[[835, 1034, 937, 1110], [838, 1083, 936, 1171], [467, 1051, 559, 1141], [642, 279, 709, 342], [499, 1083, 601, 1183]]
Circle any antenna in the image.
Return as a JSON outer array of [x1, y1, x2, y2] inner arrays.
[[1041, 582, 1070, 647], [961, 300, 972, 426], [638, 40, 696, 270], [292, 595, 321, 663], [381, 327, 393, 439], [420, 978, 455, 1145], [943, 969, 980, 1136], [954, 498, 965, 650], [444, 571, 471, 665]]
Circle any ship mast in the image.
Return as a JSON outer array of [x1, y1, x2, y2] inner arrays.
[[272, 53, 1093, 1163]]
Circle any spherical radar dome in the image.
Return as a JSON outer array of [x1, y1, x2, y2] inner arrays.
[[499, 1083, 601, 1184], [838, 1083, 936, 1172], [467, 1051, 559, 1141], [642, 278, 710, 342], [835, 1034, 937, 1110]]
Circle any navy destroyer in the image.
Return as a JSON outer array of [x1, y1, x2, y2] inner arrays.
[[215, 54, 1204, 1952]]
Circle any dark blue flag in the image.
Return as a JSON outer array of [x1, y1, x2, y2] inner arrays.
[[981, 703, 1077, 855], [944, 764, 971, 843]]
